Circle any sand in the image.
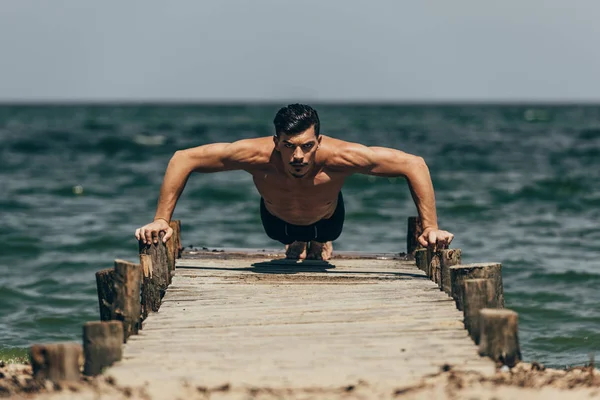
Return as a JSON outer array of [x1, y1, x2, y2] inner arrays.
[[2, 361, 599, 400]]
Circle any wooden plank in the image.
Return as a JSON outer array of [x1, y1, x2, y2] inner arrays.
[[182, 247, 410, 260], [104, 255, 495, 392]]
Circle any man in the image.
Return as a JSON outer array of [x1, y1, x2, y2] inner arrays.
[[135, 104, 453, 260]]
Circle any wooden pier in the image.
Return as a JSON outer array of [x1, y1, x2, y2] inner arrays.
[[26, 218, 527, 399], [106, 251, 496, 394]]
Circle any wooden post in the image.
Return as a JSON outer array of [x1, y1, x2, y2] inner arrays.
[[30, 343, 82, 382], [171, 219, 182, 259], [478, 309, 522, 367], [165, 220, 182, 281], [428, 248, 441, 285], [83, 321, 123, 376], [95, 268, 115, 321], [440, 249, 462, 295], [449, 263, 504, 311], [414, 248, 427, 271], [422, 247, 430, 277], [112, 259, 142, 342], [463, 279, 500, 344], [140, 253, 160, 317], [406, 216, 422, 256], [166, 229, 176, 280], [139, 233, 169, 302]]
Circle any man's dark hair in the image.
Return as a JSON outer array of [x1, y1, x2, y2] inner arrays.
[[273, 104, 320, 137]]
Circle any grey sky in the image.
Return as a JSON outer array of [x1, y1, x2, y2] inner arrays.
[[1, 0, 599, 102]]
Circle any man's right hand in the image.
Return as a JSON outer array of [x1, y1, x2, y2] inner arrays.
[[135, 219, 173, 244]]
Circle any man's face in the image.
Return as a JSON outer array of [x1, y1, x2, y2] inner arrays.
[[274, 125, 322, 178]]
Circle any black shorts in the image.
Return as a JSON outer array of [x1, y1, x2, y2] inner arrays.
[[260, 192, 345, 245]]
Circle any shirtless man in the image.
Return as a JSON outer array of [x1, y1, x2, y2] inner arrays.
[[135, 104, 454, 260]]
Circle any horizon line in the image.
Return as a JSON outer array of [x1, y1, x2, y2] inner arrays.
[[1, 98, 600, 106]]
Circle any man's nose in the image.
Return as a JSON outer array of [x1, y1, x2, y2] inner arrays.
[[292, 147, 303, 160]]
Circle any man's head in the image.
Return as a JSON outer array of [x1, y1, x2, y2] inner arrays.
[[273, 104, 322, 179]]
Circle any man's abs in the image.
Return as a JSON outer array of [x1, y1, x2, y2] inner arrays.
[[261, 195, 339, 225], [252, 169, 345, 225]]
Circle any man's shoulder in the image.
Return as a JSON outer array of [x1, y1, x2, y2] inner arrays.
[[320, 136, 372, 171], [227, 137, 274, 167]]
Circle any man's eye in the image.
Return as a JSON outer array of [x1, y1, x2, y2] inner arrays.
[[285, 144, 294, 148], [302, 144, 313, 149]]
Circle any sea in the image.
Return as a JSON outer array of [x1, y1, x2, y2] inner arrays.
[[0, 104, 599, 369]]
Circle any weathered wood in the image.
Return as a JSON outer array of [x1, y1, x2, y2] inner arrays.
[[165, 220, 182, 282], [463, 279, 500, 344], [166, 228, 176, 280], [139, 234, 169, 301], [83, 321, 123, 376], [450, 263, 504, 311], [95, 268, 115, 321], [112, 259, 142, 342], [406, 216, 423, 256], [478, 309, 521, 367], [414, 248, 428, 271], [140, 253, 160, 317], [428, 248, 441, 285], [29, 343, 82, 382], [440, 249, 462, 294], [171, 219, 182, 259], [185, 248, 409, 261], [105, 256, 496, 390]]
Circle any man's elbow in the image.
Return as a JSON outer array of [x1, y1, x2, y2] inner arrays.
[[170, 150, 186, 165], [407, 156, 430, 178], [414, 156, 428, 169], [168, 150, 194, 172]]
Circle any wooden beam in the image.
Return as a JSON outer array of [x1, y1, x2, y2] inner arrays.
[[30, 343, 82, 382], [112, 259, 142, 342], [140, 253, 160, 317], [83, 321, 123, 376], [414, 248, 427, 271], [478, 309, 521, 367], [463, 279, 500, 344], [139, 234, 169, 302], [171, 219, 182, 259], [449, 263, 504, 311], [439, 249, 462, 295], [95, 268, 114, 321], [428, 248, 441, 285], [406, 216, 422, 256]]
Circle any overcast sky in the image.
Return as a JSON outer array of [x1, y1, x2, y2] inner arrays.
[[1, 0, 599, 102]]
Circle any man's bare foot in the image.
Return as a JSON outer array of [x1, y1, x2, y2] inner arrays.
[[307, 241, 333, 260], [285, 241, 308, 259]]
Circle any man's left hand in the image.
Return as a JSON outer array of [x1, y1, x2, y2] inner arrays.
[[418, 227, 455, 250]]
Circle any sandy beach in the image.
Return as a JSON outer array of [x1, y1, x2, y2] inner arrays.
[[2, 361, 599, 399]]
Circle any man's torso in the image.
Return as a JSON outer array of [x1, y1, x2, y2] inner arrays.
[[245, 136, 349, 226]]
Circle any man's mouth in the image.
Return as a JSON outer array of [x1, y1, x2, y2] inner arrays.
[[290, 164, 307, 177]]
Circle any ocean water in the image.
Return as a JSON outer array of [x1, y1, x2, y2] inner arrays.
[[0, 104, 599, 368]]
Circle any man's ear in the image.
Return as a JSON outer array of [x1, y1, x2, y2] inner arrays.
[[272, 135, 280, 152], [317, 135, 322, 147]]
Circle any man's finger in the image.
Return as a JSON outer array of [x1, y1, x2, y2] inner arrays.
[[135, 228, 140, 240], [418, 235, 428, 247], [145, 230, 154, 245], [428, 231, 437, 247], [163, 228, 174, 243]]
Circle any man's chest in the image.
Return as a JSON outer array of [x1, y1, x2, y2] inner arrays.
[[252, 169, 345, 199]]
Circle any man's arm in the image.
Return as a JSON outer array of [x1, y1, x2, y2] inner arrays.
[[336, 143, 454, 248], [136, 139, 261, 244]]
